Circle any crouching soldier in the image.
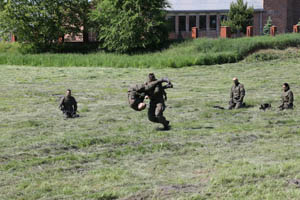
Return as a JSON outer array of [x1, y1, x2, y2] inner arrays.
[[146, 73, 173, 130], [128, 77, 170, 111], [59, 89, 79, 118], [229, 77, 245, 109], [279, 83, 294, 110]]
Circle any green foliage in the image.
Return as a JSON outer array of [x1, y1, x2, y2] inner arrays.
[[90, 0, 170, 53], [297, 19, 300, 26], [263, 16, 273, 35], [222, 0, 254, 34], [1, 33, 300, 68], [0, 42, 20, 53], [0, 0, 91, 52]]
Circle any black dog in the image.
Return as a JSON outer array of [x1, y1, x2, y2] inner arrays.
[[259, 103, 272, 111]]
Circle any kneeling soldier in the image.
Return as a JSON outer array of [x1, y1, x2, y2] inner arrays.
[[279, 83, 294, 110], [229, 77, 245, 109], [59, 89, 79, 118]]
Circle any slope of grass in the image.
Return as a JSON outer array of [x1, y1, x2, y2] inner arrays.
[[1, 51, 300, 199], [1, 33, 300, 68]]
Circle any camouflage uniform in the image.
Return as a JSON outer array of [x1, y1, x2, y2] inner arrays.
[[229, 82, 245, 109], [279, 90, 294, 110], [59, 96, 78, 118], [146, 79, 170, 128], [128, 79, 165, 111]]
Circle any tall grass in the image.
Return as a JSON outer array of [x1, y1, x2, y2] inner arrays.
[[1, 33, 300, 68]]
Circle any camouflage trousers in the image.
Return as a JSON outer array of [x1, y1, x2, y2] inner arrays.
[[148, 101, 169, 126], [228, 99, 244, 110], [62, 110, 79, 118], [280, 103, 293, 110]]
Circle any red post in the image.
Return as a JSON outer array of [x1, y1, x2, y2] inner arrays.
[[246, 26, 253, 37], [11, 34, 16, 42], [220, 26, 231, 38], [192, 27, 199, 39], [293, 25, 300, 33], [58, 36, 64, 44], [270, 26, 277, 36]]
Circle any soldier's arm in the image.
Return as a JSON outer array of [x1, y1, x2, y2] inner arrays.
[[288, 91, 294, 105], [239, 85, 245, 101], [144, 78, 170, 92], [163, 89, 167, 101], [73, 97, 78, 112], [230, 87, 233, 100], [59, 97, 64, 109]]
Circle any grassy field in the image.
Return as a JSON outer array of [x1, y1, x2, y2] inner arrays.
[[1, 49, 300, 199], [1, 33, 300, 68]]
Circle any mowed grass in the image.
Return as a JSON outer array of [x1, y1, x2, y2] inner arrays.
[[1, 50, 300, 199]]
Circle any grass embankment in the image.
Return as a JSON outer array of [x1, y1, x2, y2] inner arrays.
[[1, 33, 300, 68], [1, 50, 300, 199]]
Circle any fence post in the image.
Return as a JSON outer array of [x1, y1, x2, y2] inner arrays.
[[246, 26, 253, 37], [192, 27, 199, 39], [270, 26, 277, 36], [220, 26, 231, 38]]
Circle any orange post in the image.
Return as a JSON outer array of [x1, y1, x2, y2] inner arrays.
[[293, 25, 300, 33], [270, 26, 277, 36], [192, 27, 199, 39], [11, 34, 16, 42], [246, 26, 253, 37], [220, 26, 231, 38]]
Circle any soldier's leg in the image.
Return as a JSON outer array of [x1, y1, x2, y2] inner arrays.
[[148, 102, 159, 123], [155, 103, 169, 127], [235, 102, 243, 109], [228, 100, 236, 110]]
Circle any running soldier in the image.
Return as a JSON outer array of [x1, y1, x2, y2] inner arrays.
[[146, 73, 173, 130]]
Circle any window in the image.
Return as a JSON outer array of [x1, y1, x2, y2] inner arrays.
[[199, 15, 207, 30], [210, 15, 217, 29], [167, 16, 176, 32], [189, 16, 196, 31], [179, 16, 186, 31]]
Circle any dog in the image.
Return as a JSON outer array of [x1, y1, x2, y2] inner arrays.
[[259, 103, 272, 111]]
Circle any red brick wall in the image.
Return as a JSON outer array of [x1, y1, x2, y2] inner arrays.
[[292, 0, 300, 26], [253, 12, 261, 35], [263, 0, 289, 33]]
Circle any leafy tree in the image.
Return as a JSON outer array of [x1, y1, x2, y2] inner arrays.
[[263, 16, 273, 35], [0, 0, 91, 52], [90, 0, 170, 53], [222, 0, 254, 34]]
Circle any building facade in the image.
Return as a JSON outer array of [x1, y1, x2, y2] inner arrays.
[[166, 0, 300, 39]]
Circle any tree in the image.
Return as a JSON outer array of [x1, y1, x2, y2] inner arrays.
[[0, 0, 91, 51], [222, 0, 254, 35], [263, 16, 273, 35], [90, 0, 170, 53]]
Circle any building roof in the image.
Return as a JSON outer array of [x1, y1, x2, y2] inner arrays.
[[166, 0, 263, 12]]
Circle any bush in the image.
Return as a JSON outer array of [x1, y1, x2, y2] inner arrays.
[[1, 33, 300, 68]]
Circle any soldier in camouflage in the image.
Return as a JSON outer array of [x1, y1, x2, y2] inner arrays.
[[229, 77, 245, 109], [128, 77, 170, 111], [279, 83, 294, 110], [145, 73, 173, 130], [59, 89, 79, 118]]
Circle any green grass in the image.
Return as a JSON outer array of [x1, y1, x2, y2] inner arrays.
[[1, 49, 300, 199], [1, 33, 300, 68]]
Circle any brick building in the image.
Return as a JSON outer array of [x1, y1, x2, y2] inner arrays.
[[166, 0, 300, 39]]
